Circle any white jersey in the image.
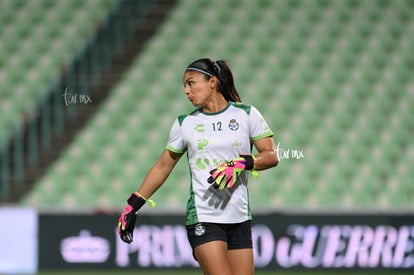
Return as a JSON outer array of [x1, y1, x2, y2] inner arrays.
[[165, 102, 273, 225]]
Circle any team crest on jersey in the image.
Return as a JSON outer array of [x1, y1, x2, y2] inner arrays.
[[228, 119, 239, 131]]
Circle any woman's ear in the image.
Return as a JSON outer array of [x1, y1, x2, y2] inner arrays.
[[209, 76, 218, 90]]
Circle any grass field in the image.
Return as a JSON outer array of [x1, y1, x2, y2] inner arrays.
[[36, 270, 401, 275]]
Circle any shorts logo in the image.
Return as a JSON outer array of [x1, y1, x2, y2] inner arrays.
[[195, 223, 205, 236], [228, 119, 239, 131]]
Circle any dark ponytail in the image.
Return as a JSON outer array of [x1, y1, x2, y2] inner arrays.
[[185, 58, 241, 102]]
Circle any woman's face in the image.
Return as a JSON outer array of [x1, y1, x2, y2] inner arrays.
[[183, 71, 217, 107]]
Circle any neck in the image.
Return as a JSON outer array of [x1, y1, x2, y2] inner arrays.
[[202, 96, 228, 113]]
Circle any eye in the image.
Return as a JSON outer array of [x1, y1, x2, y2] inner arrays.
[[183, 77, 195, 87]]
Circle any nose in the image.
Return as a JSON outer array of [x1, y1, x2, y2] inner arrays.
[[184, 85, 191, 95]]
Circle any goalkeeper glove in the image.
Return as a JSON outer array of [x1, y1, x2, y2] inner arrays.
[[207, 154, 258, 190], [117, 192, 155, 244]]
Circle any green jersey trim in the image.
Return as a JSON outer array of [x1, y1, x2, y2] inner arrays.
[[177, 114, 188, 126], [230, 101, 252, 115], [181, 102, 252, 118], [199, 103, 231, 116], [251, 131, 274, 141], [178, 108, 200, 126], [165, 145, 185, 154], [185, 153, 198, 225], [247, 189, 252, 220]]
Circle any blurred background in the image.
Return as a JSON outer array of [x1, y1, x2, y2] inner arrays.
[[0, 0, 413, 274]]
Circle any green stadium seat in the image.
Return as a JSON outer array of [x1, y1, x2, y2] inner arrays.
[[20, 0, 413, 211], [0, 0, 118, 155]]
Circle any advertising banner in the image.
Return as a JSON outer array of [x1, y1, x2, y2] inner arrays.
[[252, 213, 414, 270], [38, 213, 197, 270], [38, 212, 414, 271], [0, 207, 37, 274]]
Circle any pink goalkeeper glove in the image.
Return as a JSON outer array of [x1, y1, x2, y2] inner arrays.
[[117, 192, 155, 244], [208, 155, 258, 190]]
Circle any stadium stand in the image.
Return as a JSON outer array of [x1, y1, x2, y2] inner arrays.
[[0, 0, 116, 143], [0, 0, 119, 199], [0, 0, 176, 201], [18, 0, 414, 210]]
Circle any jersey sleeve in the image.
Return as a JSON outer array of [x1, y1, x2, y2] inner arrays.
[[165, 118, 186, 153], [249, 105, 274, 141]]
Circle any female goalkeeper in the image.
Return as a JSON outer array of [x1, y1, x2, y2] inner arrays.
[[117, 58, 279, 275]]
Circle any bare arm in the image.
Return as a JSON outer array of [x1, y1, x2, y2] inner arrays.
[[136, 150, 183, 199], [252, 137, 279, 171]]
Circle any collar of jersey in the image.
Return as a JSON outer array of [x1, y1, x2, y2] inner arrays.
[[200, 102, 231, 116]]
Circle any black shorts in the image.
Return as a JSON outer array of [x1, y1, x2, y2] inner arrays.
[[186, 220, 253, 251]]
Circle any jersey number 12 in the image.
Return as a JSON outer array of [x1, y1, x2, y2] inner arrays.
[[212, 122, 222, 131]]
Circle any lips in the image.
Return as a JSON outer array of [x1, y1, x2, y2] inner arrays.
[[188, 97, 198, 106]]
